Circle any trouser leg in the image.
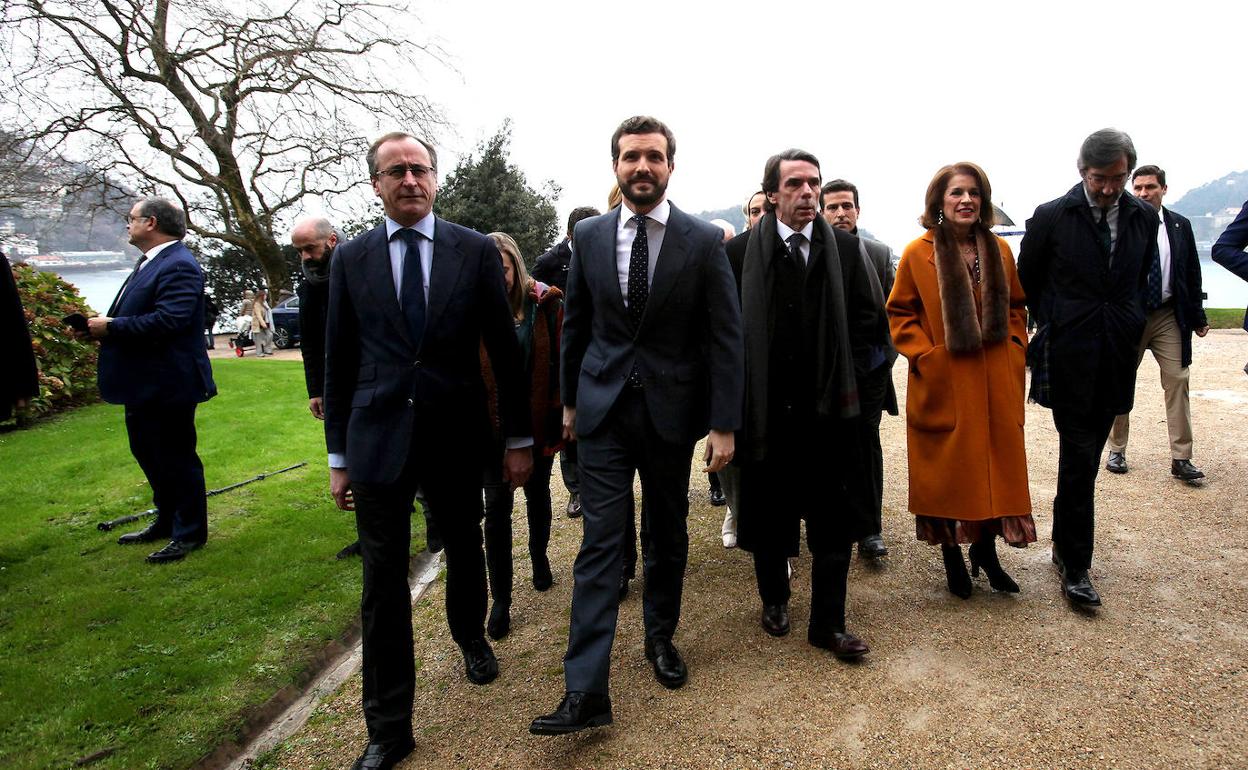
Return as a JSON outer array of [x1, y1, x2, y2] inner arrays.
[[1152, 310, 1193, 459], [810, 546, 853, 633], [560, 441, 579, 495], [126, 403, 206, 542], [524, 453, 555, 561], [421, 453, 487, 647], [351, 476, 417, 745], [753, 550, 791, 607], [482, 462, 514, 608], [637, 434, 695, 642], [1051, 408, 1114, 573]]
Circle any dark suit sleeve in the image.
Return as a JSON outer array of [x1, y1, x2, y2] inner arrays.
[[560, 221, 593, 407], [298, 283, 328, 398], [323, 250, 359, 457], [1, 253, 38, 405], [478, 238, 531, 440], [531, 247, 557, 285], [703, 235, 744, 432], [837, 233, 882, 374], [108, 258, 202, 341], [1212, 201, 1248, 282], [1018, 207, 1053, 323]]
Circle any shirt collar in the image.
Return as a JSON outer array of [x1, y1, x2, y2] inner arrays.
[[619, 198, 670, 227], [774, 217, 814, 244], [143, 240, 178, 261], [386, 212, 435, 241]]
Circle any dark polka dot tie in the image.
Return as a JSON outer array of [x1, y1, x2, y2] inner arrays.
[[628, 214, 649, 332]]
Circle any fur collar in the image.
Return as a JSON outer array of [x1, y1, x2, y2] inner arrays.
[[932, 224, 1009, 353]]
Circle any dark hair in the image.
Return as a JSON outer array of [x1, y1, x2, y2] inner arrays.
[[761, 149, 820, 213], [610, 116, 675, 164], [920, 162, 995, 229], [367, 132, 438, 176], [137, 197, 187, 239], [821, 179, 859, 209], [1078, 128, 1136, 173], [567, 206, 601, 234], [1133, 164, 1166, 187]]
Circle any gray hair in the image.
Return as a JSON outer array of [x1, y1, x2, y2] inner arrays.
[[136, 197, 187, 239], [366, 132, 438, 176], [1078, 128, 1137, 172]]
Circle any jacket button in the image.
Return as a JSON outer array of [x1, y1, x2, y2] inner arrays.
[[407, 398, 414, 406], [414, 360, 421, 366]]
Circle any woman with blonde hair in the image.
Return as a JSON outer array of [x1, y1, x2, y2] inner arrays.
[[886, 162, 1034, 598], [481, 232, 564, 639]]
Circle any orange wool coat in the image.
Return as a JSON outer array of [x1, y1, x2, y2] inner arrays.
[[886, 230, 1031, 521]]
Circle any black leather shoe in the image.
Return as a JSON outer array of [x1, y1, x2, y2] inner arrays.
[[1171, 459, 1205, 481], [350, 736, 415, 770], [146, 539, 203, 563], [858, 534, 889, 559], [644, 637, 688, 689], [808, 628, 870, 660], [529, 691, 613, 735], [565, 492, 582, 518], [461, 638, 498, 685], [708, 487, 727, 507], [1105, 451, 1127, 474], [487, 602, 510, 641], [1061, 570, 1102, 607], [117, 523, 170, 545], [532, 554, 553, 592], [336, 540, 362, 560], [761, 604, 790, 636]]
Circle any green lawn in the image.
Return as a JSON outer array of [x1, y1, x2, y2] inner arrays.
[[1205, 307, 1245, 329], [0, 358, 420, 769]]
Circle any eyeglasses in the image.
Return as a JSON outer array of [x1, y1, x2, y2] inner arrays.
[[126, 214, 153, 224], [375, 163, 435, 181], [1084, 172, 1129, 187]]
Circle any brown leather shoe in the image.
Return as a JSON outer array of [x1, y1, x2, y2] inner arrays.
[[808, 628, 869, 660]]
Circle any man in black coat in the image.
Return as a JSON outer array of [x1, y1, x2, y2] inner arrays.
[[532, 205, 600, 519], [323, 132, 531, 770], [1018, 128, 1157, 610], [725, 151, 879, 659], [1105, 165, 1209, 482], [1, 249, 38, 421]]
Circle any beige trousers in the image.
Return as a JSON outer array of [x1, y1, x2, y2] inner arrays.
[[1108, 307, 1192, 459]]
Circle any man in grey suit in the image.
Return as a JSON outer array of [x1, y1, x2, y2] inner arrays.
[[822, 179, 898, 560], [530, 115, 744, 735]]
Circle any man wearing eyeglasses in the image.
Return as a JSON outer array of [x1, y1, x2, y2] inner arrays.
[[322, 132, 532, 770], [85, 198, 217, 564], [1018, 128, 1158, 610]]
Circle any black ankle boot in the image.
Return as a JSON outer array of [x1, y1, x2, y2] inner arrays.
[[968, 538, 1020, 593], [941, 544, 972, 599]]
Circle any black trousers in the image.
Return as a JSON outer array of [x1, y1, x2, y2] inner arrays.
[[559, 441, 578, 495], [483, 450, 555, 606], [350, 439, 486, 745], [754, 547, 852, 633], [124, 402, 206, 543], [563, 388, 695, 695], [1051, 407, 1116, 573]]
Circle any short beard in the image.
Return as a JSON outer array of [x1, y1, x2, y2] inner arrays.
[[619, 174, 667, 209]]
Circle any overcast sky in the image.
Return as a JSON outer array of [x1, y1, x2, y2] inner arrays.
[[380, 0, 1247, 253]]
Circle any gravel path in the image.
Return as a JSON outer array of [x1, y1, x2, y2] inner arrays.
[[257, 330, 1248, 770]]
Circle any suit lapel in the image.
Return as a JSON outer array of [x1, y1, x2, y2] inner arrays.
[[361, 226, 413, 349], [640, 205, 691, 331], [426, 217, 467, 337], [1164, 209, 1181, 285], [109, 244, 174, 315], [592, 212, 628, 319]]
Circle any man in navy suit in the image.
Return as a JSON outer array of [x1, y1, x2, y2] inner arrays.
[[1212, 200, 1248, 375], [87, 197, 217, 564], [530, 116, 744, 735], [1105, 165, 1208, 481], [323, 132, 532, 770]]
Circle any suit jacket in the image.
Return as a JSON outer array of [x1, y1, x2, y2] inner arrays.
[[323, 217, 528, 485], [1, 251, 38, 419], [531, 238, 573, 293], [98, 240, 217, 406], [1212, 200, 1248, 331], [297, 270, 329, 398], [560, 203, 743, 444], [1159, 208, 1207, 367], [858, 234, 900, 414], [1018, 184, 1155, 414]]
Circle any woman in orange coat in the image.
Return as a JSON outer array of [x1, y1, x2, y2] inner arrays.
[[886, 162, 1035, 598]]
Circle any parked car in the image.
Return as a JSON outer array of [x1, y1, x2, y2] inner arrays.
[[270, 295, 301, 349]]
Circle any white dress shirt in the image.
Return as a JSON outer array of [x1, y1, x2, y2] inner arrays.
[[616, 198, 670, 304], [774, 218, 814, 264], [1156, 206, 1173, 303], [385, 213, 434, 303]]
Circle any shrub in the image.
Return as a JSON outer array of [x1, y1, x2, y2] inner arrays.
[[10, 264, 99, 422]]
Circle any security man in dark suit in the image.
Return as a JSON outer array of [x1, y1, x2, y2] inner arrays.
[[1019, 128, 1157, 610], [1105, 165, 1209, 482], [530, 116, 743, 735], [87, 197, 217, 564], [323, 132, 532, 770]]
